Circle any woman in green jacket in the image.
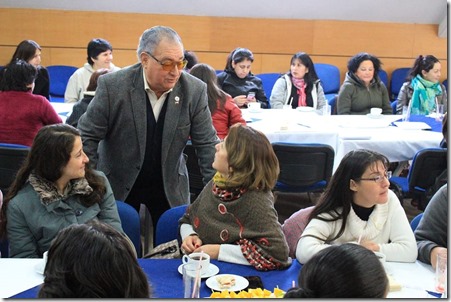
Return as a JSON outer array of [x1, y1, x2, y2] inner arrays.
[[0, 124, 124, 258], [337, 52, 392, 115]]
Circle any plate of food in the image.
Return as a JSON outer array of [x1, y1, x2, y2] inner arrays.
[[206, 274, 249, 292]]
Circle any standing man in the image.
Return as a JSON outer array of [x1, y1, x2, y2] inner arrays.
[[78, 26, 218, 228]]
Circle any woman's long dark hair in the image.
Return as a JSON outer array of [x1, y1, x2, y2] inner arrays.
[[38, 221, 151, 298], [406, 55, 440, 82], [190, 63, 229, 114], [284, 243, 388, 298], [305, 149, 389, 243], [0, 124, 105, 239]]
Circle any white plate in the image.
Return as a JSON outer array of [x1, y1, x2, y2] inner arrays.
[[296, 106, 315, 112], [178, 263, 219, 279], [206, 274, 249, 292], [366, 113, 383, 119]]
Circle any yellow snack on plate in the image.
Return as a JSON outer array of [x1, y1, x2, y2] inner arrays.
[[209, 287, 286, 298]]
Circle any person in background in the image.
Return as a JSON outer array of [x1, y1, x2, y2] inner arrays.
[[270, 52, 326, 110], [1, 40, 50, 100], [78, 26, 218, 231], [337, 52, 391, 115], [414, 184, 447, 269], [0, 124, 124, 258], [217, 48, 269, 109], [396, 55, 447, 115], [64, 38, 120, 103], [66, 68, 110, 128], [183, 50, 198, 72], [0, 60, 61, 146], [297, 149, 417, 264], [284, 243, 388, 298], [179, 124, 291, 271], [38, 221, 151, 298], [189, 63, 246, 139]]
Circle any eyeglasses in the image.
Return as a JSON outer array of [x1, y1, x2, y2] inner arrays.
[[355, 171, 392, 183], [145, 52, 187, 71]]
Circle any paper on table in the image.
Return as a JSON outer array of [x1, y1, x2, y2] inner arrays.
[[393, 122, 432, 130]]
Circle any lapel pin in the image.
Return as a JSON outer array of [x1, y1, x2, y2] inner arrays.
[[175, 96, 180, 104]]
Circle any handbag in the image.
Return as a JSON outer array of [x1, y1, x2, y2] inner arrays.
[[144, 239, 181, 259]]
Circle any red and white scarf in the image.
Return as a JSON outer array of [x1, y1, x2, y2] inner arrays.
[[292, 77, 307, 107]]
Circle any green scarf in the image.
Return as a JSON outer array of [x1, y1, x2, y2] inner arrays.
[[410, 74, 442, 115]]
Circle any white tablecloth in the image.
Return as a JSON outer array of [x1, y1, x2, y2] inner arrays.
[[50, 102, 75, 123], [0, 258, 43, 298], [243, 109, 442, 171]]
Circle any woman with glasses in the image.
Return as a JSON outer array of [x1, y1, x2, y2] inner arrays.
[[217, 47, 269, 109], [296, 149, 417, 264]]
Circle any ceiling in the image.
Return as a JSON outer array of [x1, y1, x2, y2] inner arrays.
[[1, 0, 447, 25]]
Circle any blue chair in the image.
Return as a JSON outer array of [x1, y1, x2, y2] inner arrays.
[[0, 189, 8, 258], [390, 67, 410, 102], [116, 200, 141, 257], [391, 100, 398, 114], [328, 95, 338, 115], [378, 69, 389, 88], [389, 148, 447, 210], [0, 143, 30, 194], [410, 213, 423, 232], [46, 65, 78, 103], [272, 143, 335, 201], [442, 79, 447, 92], [314, 63, 340, 103], [155, 205, 188, 246], [256, 72, 281, 104]]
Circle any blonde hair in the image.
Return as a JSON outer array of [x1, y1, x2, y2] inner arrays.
[[224, 124, 279, 191]]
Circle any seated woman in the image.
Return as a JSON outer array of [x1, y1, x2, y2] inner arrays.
[[415, 184, 447, 269], [179, 124, 291, 271], [217, 48, 269, 109], [0, 124, 124, 258], [396, 55, 447, 115], [284, 243, 388, 298], [270, 52, 326, 111], [1, 40, 50, 100], [297, 149, 417, 264], [0, 59, 62, 146], [189, 63, 246, 139], [66, 68, 110, 128], [38, 221, 151, 298], [337, 52, 392, 115]]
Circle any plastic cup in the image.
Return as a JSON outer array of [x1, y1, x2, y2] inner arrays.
[[402, 105, 410, 122], [182, 252, 210, 275], [323, 104, 331, 116], [182, 263, 202, 298], [436, 104, 445, 122], [435, 252, 447, 293]]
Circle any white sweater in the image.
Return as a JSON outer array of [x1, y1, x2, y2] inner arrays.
[[296, 190, 417, 264], [64, 63, 120, 103]]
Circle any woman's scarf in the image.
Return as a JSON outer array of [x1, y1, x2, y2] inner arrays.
[[410, 74, 442, 115], [292, 77, 307, 107], [212, 171, 246, 201]]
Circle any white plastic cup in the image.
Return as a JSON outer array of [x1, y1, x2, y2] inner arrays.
[[402, 105, 410, 122], [436, 104, 445, 122], [182, 252, 210, 275], [182, 263, 201, 298], [323, 104, 331, 116]]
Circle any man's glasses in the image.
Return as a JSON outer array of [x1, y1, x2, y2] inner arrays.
[[145, 52, 187, 71], [355, 171, 392, 183]]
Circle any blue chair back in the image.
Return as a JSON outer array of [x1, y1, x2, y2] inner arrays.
[[155, 205, 188, 246], [256, 73, 281, 102], [0, 189, 7, 258], [314, 63, 340, 95], [390, 67, 410, 101], [328, 95, 338, 115], [116, 201, 141, 257], [391, 100, 398, 114], [0, 144, 30, 194], [410, 213, 423, 232], [378, 70, 389, 88], [442, 79, 448, 92], [47, 65, 77, 102]]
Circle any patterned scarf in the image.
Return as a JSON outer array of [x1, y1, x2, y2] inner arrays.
[[410, 74, 442, 115], [212, 172, 246, 201], [292, 77, 307, 107]]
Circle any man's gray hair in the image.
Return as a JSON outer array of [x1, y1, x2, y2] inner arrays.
[[137, 26, 183, 60]]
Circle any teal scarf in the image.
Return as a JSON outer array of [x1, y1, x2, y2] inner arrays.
[[410, 75, 442, 115]]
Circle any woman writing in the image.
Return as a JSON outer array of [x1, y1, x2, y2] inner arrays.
[[0, 124, 124, 258], [270, 52, 326, 110], [179, 124, 291, 270], [297, 149, 417, 264], [217, 48, 269, 109]]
